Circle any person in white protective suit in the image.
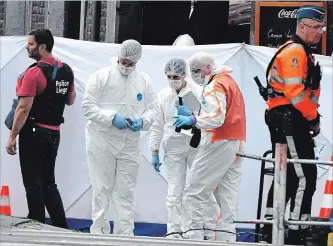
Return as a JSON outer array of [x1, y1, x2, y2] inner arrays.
[[148, 58, 218, 240], [82, 39, 159, 235], [173, 52, 246, 242], [173, 34, 219, 240]]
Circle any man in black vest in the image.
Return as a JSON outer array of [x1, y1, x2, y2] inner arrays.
[[6, 29, 76, 229]]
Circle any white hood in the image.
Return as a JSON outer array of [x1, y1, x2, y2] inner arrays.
[[212, 65, 233, 75]]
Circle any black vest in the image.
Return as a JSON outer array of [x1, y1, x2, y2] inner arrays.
[[28, 62, 73, 126]]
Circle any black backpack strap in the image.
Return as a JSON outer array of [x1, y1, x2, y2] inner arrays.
[[61, 62, 74, 87], [266, 35, 312, 84], [37, 62, 59, 82], [265, 38, 301, 98], [27, 62, 38, 70], [19, 62, 38, 80], [61, 62, 72, 74]]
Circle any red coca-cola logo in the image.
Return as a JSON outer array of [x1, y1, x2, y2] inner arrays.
[[278, 9, 298, 19]]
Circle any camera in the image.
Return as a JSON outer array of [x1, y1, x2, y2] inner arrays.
[[190, 127, 201, 148]]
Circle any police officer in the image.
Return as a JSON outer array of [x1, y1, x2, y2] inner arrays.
[[260, 5, 326, 245], [6, 29, 76, 228]]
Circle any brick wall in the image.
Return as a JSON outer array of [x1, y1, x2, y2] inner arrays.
[[99, 1, 107, 42], [85, 1, 94, 41], [1, 0, 117, 41], [47, 1, 65, 37], [31, 1, 45, 30], [0, 1, 6, 36]]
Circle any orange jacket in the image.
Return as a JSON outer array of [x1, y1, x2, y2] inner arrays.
[[200, 73, 246, 143], [267, 41, 320, 121]]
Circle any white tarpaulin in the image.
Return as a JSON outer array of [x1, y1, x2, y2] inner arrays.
[[0, 36, 332, 229]]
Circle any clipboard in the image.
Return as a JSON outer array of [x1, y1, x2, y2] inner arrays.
[[180, 90, 201, 114]]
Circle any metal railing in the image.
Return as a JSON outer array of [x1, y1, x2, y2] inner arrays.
[[1, 147, 332, 246], [255, 149, 273, 242], [236, 144, 333, 245]]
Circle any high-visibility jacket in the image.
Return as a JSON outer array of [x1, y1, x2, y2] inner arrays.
[[198, 73, 246, 143], [267, 40, 320, 122]]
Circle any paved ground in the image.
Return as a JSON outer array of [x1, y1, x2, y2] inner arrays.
[[0, 214, 70, 232], [1, 215, 299, 246], [0, 244, 61, 246]]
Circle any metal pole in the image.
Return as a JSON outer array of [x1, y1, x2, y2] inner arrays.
[[286, 220, 333, 226], [255, 150, 273, 242], [44, 0, 49, 29], [79, 0, 85, 40], [236, 152, 333, 165], [278, 144, 287, 245], [234, 219, 273, 225], [234, 219, 333, 226], [287, 158, 333, 165], [237, 153, 275, 163], [234, 149, 333, 240], [272, 144, 280, 245]]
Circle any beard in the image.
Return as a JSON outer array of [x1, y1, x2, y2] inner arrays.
[[28, 46, 41, 61]]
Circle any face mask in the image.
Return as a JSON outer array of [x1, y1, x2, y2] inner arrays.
[[191, 72, 203, 84], [168, 79, 182, 90], [191, 72, 210, 87], [118, 63, 135, 76]]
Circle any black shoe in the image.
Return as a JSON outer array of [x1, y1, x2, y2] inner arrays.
[[259, 225, 272, 243], [287, 229, 310, 245], [305, 225, 331, 246]]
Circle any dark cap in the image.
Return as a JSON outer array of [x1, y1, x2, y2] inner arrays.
[[297, 5, 325, 22]]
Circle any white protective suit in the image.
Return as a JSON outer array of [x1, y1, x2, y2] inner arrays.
[[181, 65, 245, 242], [82, 64, 158, 235], [149, 82, 218, 239]]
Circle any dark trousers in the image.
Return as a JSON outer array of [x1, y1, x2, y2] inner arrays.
[[264, 105, 317, 231], [19, 126, 68, 229]]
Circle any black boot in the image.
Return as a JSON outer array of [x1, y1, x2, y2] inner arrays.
[[259, 225, 272, 243], [287, 228, 311, 245], [305, 225, 331, 246]]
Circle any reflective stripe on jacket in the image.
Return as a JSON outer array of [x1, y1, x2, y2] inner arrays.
[[267, 41, 320, 121], [199, 73, 246, 143]]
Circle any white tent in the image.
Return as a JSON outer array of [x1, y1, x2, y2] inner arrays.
[[0, 36, 332, 236]]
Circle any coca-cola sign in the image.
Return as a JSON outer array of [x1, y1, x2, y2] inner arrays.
[[278, 9, 298, 19], [256, 3, 323, 55]]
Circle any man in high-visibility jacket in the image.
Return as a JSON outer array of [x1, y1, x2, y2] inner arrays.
[[260, 5, 326, 245]]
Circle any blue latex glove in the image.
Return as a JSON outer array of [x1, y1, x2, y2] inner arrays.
[[152, 154, 161, 172], [176, 104, 192, 116], [131, 118, 143, 132], [112, 114, 131, 129], [173, 115, 195, 128]]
